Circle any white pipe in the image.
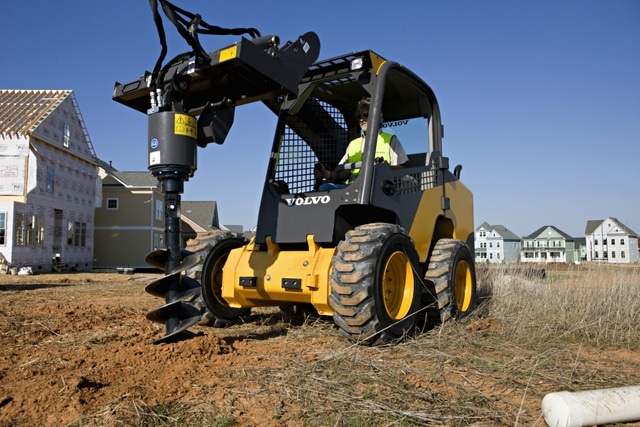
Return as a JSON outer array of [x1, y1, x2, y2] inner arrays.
[[541, 386, 640, 427]]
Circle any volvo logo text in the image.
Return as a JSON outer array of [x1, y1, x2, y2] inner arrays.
[[284, 195, 331, 206]]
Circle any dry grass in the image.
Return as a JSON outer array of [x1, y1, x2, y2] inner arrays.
[[479, 263, 640, 349], [3, 266, 640, 426], [108, 264, 640, 426]]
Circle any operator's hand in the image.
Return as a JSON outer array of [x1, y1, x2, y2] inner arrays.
[[314, 163, 330, 180]]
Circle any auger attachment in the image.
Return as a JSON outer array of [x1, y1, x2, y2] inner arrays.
[[144, 110, 201, 343], [144, 249, 205, 341]]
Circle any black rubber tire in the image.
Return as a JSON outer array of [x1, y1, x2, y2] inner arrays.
[[423, 239, 477, 325], [329, 223, 422, 345], [185, 231, 251, 327]]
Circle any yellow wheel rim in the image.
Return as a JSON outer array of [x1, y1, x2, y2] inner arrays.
[[382, 251, 414, 321], [454, 260, 473, 312]]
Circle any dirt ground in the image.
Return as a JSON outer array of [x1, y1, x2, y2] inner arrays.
[[1, 269, 639, 426]]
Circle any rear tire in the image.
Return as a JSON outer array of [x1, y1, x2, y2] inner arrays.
[[185, 231, 251, 327], [330, 223, 422, 345], [423, 239, 477, 325]]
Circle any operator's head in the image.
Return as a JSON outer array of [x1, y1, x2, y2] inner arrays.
[[356, 97, 381, 134]]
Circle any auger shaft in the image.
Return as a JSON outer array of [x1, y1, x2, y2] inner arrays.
[[161, 184, 184, 336]]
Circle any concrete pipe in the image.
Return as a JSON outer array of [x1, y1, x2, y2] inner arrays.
[[541, 386, 640, 427]]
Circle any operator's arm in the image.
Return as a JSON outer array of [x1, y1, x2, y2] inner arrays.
[[390, 135, 408, 170], [315, 156, 350, 183]]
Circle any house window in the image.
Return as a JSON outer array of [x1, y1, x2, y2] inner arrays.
[[0, 212, 5, 245], [47, 166, 55, 193], [497, 242, 501, 248], [621, 239, 625, 245], [611, 239, 616, 245], [594, 239, 598, 245], [63, 123, 71, 147], [611, 251, 616, 259], [76, 222, 86, 247], [14, 214, 44, 246], [156, 200, 163, 221], [622, 251, 626, 259], [68, 221, 87, 247], [489, 242, 493, 248], [107, 198, 119, 210]]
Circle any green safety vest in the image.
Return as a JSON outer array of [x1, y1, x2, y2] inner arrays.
[[347, 132, 393, 179]]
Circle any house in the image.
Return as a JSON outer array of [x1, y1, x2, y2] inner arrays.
[[474, 222, 521, 264], [573, 237, 587, 262], [95, 163, 227, 269], [0, 89, 99, 272], [584, 217, 639, 263], [94, 160, 165, 269], [520, 225, 575, 263], [181, 200, 220, 244]]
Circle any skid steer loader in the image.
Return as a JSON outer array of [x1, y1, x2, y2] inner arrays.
[[113, 1, 477, 344]]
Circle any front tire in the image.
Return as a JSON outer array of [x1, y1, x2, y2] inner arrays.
[[186, 231, 251, 327], [330, 223, 422, 345], [423, 239, 477, 325]]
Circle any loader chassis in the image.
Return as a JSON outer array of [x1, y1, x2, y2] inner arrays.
[[114, 28, 477, 344]]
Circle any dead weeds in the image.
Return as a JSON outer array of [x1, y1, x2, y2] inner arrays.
[[0, 268, 639, 426]]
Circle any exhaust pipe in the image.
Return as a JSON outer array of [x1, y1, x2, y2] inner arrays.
[[541, 386, 640, 427]]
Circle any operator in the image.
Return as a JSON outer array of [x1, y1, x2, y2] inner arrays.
[[314, 97, 408, 191]]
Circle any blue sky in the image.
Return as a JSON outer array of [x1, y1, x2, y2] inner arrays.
[[2, 0, 638, 237]]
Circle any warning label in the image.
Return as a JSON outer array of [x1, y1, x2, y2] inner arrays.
[[174, 114, 197, 138], [149, 150, 161, 166]]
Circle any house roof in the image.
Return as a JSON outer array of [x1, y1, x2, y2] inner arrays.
[[111, 171, 159, 188], [477, 222, 520, 240], [477, 221, 491, 230], [182, 201, 218, 230], [524, 225, 574, 240], [98, 159, 160, 188], [0, 90, 96, 157], [1, 89, 69, 136], [584, 217, 638, 237], [490, 225, 520, 241]]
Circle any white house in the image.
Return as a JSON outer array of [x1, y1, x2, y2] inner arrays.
[[0, 90, 99, 272], [584, 217, 639, 263], [475, 222, 521, 264]]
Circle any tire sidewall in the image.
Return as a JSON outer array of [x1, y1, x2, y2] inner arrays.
[[373, 232, 422, 338], [449, 243, 477, 318], [201, 237, 250, 320]]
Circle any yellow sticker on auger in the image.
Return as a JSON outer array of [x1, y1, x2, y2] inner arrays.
[[174, 114, 197, 138]]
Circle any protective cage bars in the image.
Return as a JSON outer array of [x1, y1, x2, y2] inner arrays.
[[273, 99, 348, 193]]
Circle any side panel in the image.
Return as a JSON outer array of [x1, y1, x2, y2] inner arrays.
[[221, 237, 336, 314], [407, 179, 474, 261]]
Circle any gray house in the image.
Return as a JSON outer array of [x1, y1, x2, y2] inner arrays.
[[475, 222, 521, 264]]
